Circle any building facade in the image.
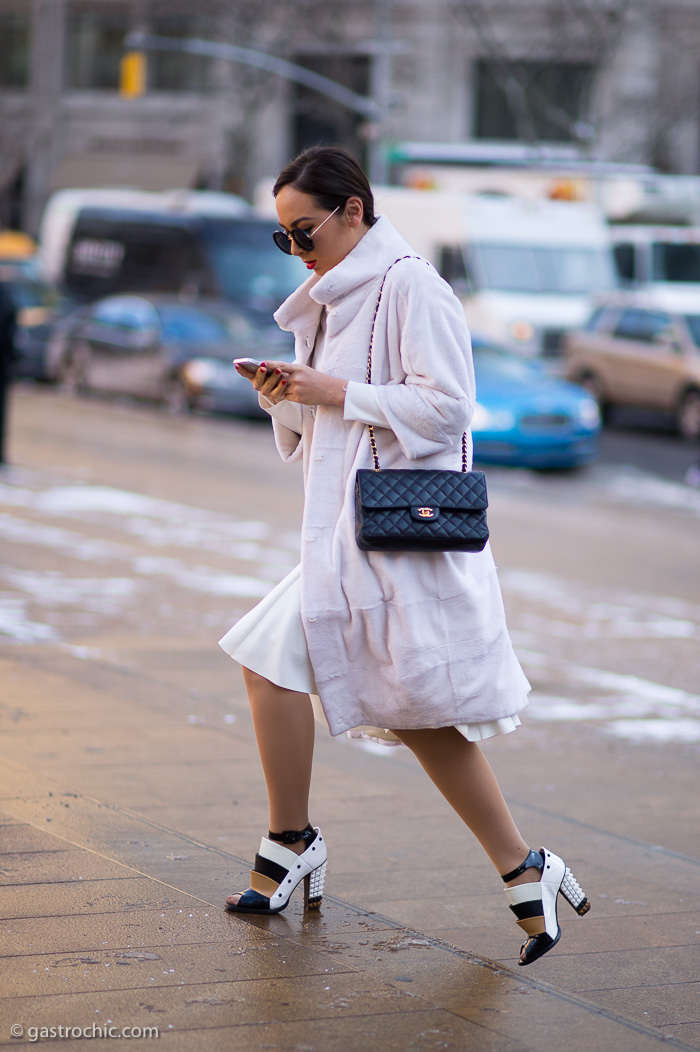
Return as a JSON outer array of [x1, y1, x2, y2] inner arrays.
[[2, 0, 700, 235]]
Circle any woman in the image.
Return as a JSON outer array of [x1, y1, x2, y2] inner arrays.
[[220, 146, 589, 966]]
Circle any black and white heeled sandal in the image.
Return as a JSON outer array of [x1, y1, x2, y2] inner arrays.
[[502, 846, 590, 966], [225, 824, 327, 915]]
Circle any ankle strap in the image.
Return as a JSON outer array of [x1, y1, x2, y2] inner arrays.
[[501, 848, 543, 883], [268, 823, 315, 845]]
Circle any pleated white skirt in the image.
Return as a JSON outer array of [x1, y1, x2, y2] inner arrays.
[[219, 565, 521, 745]]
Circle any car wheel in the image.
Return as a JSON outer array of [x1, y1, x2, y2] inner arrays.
[[161, 375, 192, 415], [58, 345, 89, 395], [676, 387, 700, 441], [576, 371, 611, 423]]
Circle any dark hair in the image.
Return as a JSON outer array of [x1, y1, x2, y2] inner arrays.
[[273, 145, 376, 225]]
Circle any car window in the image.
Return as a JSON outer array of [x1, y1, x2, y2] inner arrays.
[[582, 306, 612, 332], [115, 297, 159, 329], [472, 346, 545, 382], [612, 308, 672, 343], [613, 243, 635, 283], [472, 245, 542, 293], [91, 300, 131, 326], [157, 305, 235, 343], [472, 244, 615, 294], [651, 243, 700, 283], [683, 315, 700, 348], [438, 246, 473, 289], [647, 311, 673, 342], [90, 297, 156, 332], [545, 248, 616, 295], [119, 312, 146, 331], [201, 221, 302, 313]]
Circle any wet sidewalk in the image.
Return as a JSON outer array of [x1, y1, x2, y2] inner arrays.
[[2, 643, 699, 1051]]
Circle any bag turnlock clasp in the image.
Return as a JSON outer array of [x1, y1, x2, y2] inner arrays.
[[411, 505, 439, 521]]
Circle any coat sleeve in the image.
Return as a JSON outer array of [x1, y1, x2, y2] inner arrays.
[[373, 265, 475, 461], [259, 394, 304, 462]]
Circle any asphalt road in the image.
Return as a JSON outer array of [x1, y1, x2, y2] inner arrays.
[[597, 407, 699, 483]]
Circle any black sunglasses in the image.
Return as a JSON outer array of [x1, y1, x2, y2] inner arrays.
[[272, 206, 340, 255]]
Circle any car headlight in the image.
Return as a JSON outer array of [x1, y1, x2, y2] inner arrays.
[[472, 402, 516, 432], [509, 320, 535, 343], [578, 398, 600, 430], [181, 359, 220, 386]]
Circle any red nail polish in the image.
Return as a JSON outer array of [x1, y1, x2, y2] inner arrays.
[[281, 379, 287, 385], [259, 362, 267, 369], [275, 368, 282, 374]]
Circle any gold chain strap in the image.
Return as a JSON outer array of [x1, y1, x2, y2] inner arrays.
[[365, 257, 467, 474]]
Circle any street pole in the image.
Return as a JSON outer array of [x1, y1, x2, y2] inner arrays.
[[23, 0, 65, 236], [367, 0, 393, 186]]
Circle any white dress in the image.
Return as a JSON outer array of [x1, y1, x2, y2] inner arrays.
[[219, 312, 521, 746]]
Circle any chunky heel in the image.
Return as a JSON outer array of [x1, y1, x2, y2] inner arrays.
[[560, 866, 591, 917], [225, 825, 327, 915], [502, 846, 590, 966], [304, 858, 327, 910]]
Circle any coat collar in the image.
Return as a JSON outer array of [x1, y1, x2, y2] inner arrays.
[[273, 216, 414, 334]]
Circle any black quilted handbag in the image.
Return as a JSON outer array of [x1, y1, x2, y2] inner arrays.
[[355, 258, 489, 553]]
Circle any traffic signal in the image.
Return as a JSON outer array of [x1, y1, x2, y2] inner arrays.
[[120, 51, 146, 97]]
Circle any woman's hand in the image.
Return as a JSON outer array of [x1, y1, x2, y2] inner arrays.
[[275, 363, 345, 407], [235, 360, 345, 407], [234, 361, 288, 404]]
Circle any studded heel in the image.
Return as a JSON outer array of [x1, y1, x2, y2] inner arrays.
[[225, 824, 327, 915], [502, 846, 590, 966]]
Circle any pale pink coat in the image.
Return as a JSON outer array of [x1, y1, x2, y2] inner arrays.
[[268, 215, 530, 736]]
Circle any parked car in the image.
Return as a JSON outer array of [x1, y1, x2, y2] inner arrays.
[[47, 294, 294, 416], [564, 292, 700, 439], [0, 263, 73, 380], [471, 337, 601, 469]]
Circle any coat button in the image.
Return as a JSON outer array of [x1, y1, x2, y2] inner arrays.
[[305, 534, 315, 542], [308, 616, 317, 623], [314, 453, 323, 461]]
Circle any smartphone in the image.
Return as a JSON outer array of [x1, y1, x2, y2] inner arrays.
[[233, 357, 263, 374]]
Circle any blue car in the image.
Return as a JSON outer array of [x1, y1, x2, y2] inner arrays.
[[471, 338, 601, 469]]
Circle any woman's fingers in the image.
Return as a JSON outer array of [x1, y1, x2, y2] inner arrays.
[[246, 361, 339, 406], [252, 362, 289, 396]]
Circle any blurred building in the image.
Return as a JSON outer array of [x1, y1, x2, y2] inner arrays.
[[2, 0, 700, 234]]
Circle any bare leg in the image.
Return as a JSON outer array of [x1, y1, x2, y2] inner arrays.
[[226, 668, 315, 907], [391, 726, 538, 886], [243, 667, 315, 834], [391, 727, 592, 966]]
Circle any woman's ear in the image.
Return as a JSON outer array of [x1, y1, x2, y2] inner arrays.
[[345, 196, 365, 228]]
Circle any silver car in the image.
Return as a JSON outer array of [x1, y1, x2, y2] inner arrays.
[[48, 294, 294, 416]]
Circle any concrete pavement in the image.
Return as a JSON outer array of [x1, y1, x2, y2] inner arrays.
[[1, 642, 699, 1051]]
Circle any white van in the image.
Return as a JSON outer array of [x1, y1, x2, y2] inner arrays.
[[373, 188, 617, 359], [39, 188, 251, 286], [611, 224, 700, 309], [37, 188, 302, 316]]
